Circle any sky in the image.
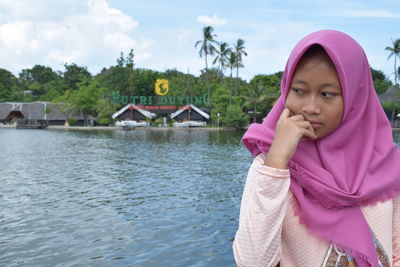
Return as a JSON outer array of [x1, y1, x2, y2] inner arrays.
[[0, 0, 399, 82]]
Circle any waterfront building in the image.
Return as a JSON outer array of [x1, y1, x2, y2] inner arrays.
[[112, 103, 210, 127], [0, 102, 94, 127], [170, 104, 210, 127]]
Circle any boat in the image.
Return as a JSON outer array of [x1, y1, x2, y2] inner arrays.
[[115, 120, 149, 129], [173, 121, 207, 127]]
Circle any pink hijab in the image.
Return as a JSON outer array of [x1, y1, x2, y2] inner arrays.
[[242, 30, 400, 266]]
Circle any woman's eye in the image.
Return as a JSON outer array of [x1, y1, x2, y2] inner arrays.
[[321, 92, 335, 98], [292, 88, 304, 94]]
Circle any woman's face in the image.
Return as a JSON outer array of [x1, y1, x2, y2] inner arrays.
[[285, 56, 344, 139]]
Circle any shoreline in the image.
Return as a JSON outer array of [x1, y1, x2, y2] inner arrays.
[[47, 125, 225, 131], [0, 124, 227, 131], [1, 124, 399, 131]]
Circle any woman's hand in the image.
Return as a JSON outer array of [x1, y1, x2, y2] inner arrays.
[[264, 108, 317, 169]]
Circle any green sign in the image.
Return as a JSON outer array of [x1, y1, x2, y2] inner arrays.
[[111, 92, 211, 106]]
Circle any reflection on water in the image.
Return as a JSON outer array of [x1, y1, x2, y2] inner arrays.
[[0, 129, 399, 266], [0, 128, 250, 266]]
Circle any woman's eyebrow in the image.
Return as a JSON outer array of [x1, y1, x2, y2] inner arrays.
[[291, 79, 307, 85], [321, 82, 341, 90], [291, 79, 341, 90]]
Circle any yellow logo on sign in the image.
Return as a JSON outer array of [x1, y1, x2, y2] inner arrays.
[[155, 79, 169, 96]]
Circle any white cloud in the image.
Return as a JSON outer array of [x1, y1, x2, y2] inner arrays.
[[0, 0, 396, 83], [0, 0, 87, 21], [311, 1, 400, 18], [215, 21, 324, 80], [196, 14, 227, 26], [334, 9, 400, 18], [0, 0, 146, 75]]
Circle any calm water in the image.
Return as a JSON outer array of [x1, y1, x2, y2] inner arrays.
[[1, 128, 399, 267], [0, 128, 250, 267]]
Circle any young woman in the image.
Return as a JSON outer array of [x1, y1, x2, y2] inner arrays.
[[233, 30, 400, 267]]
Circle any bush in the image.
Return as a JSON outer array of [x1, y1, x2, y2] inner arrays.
[[223, 104, 249, 128], [382, 102, 400, 121], [98, 117, 111, 125], [145, 117, 153, 125], [168, 119, 175, 127], [68, 118, 77, 126], [154, 117, 163, 125]]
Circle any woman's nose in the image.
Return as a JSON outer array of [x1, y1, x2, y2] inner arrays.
[[302, 97, 321, 115]]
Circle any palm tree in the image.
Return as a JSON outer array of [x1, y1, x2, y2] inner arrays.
[[227, 51, 237, 104], [213, 42, 231, 76], [385, 39, 400, 85], [242, 81, 267, 123], [195, 26, 219, 96], [233, 38, 247, 96]]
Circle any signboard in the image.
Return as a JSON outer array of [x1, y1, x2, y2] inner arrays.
[[110, 79, 211, 107], [155, 79, 169, 96]]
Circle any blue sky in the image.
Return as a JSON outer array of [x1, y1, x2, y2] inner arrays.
[[0, 0, 399, 81]]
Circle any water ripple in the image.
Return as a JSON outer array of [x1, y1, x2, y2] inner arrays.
[[2, 128, 395, 266], [0, 128, 249, 266]]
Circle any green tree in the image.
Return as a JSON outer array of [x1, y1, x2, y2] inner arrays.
[[117, 52, 125, 67], [126, 49, 135, 92], [195, 26, 219, 96], [126, 49, 135, 70], [242, 81, 268, 123], [0, 69, 20, 102], [63, 63, 92, 90], [19, 65, 59, 84], [385, 38, 400, 85], [54, 90, 75, 124], [96, 96, 116, 125], [227, 51, 237, 104], [223, 104, 248, 128], [248, 74, 281, 115], [165, 69, 196, 97], [213, 42, 231, 76], [97, 49, 137, 99], [133, 68, 161, 96], [250, 74, 281, 92], [199, 68, 222, 106], [233, 38, 247, 96], [42, 79, 68, 101], [69, 79, 102, 125], [370, 67, 393, 95], [382, 102, 400, 122], [98, 66, 131, 96], [19, 65, 61, 99]]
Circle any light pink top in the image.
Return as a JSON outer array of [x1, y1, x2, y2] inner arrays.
[[232, 154, 400, 267]]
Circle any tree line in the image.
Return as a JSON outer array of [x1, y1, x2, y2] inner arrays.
[[0, 29, 397, 128]]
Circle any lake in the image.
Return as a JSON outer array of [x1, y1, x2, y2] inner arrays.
[[0, 128, 399, 267]]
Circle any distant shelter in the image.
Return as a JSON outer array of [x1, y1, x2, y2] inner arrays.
[[0, 102, 94, 126], [378, 85, 400, 122], [170, 104, 210, 122], [112, 104, 156, 122], [112, 103, 210, 127]]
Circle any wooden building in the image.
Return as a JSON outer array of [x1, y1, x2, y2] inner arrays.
[[170, 104, 210, 127], [112, 104, 156, 122], [0, 102, 94, 126]]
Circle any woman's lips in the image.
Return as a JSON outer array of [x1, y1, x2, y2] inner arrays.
[[310, 122, 322, 129]]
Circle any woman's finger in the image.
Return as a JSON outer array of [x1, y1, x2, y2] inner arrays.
[[278, 108, 291, 122], [300, 128, 318, 141], [288, 114, 306, 122], [296, 121, 316, 135]]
